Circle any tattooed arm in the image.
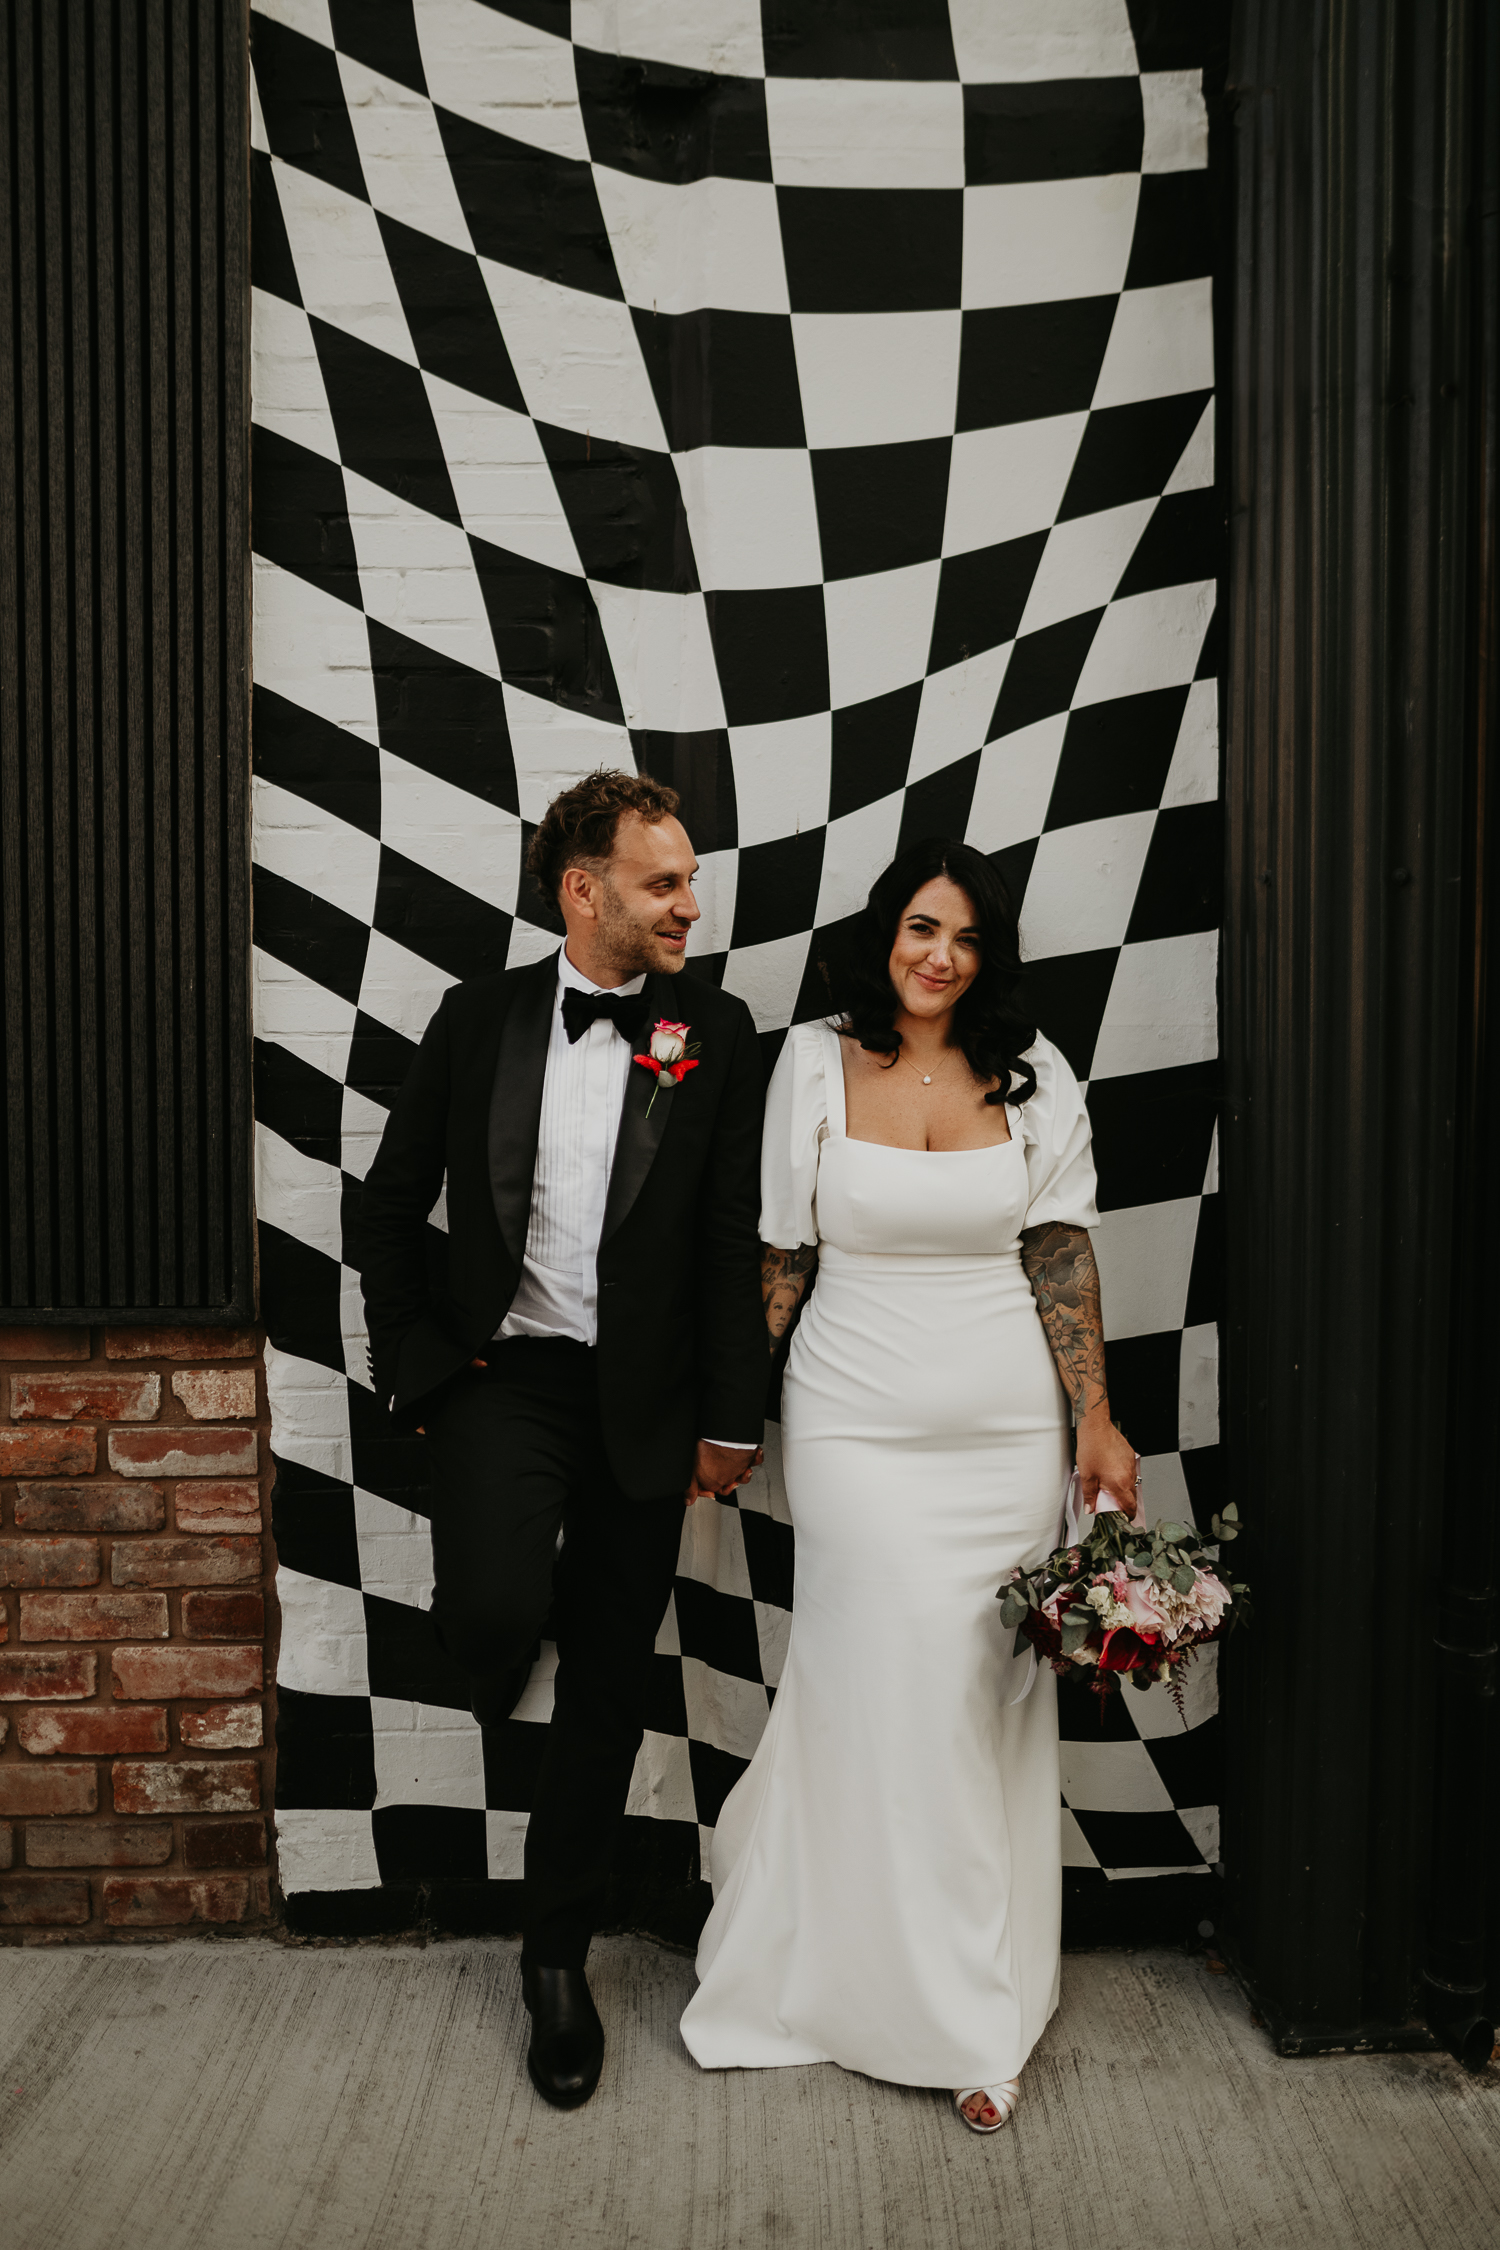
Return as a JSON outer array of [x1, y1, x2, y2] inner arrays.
[[1018, 1223, 1108, 1418], [1019, 1221, 1139, 1514], [762, 1243, 817, 1356]]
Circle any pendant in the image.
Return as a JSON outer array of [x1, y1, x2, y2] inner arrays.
[[922, 1074, 932, 1084]]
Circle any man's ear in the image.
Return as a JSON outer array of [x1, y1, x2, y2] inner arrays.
[[559, 865, 598, 921]]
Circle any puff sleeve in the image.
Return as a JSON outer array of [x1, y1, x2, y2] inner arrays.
[[758, 1022, 830, 1249], [1017, 1034, 1100, 1231]]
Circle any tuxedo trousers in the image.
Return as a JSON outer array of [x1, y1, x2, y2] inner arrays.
[[421, 1337, 686, 1967]]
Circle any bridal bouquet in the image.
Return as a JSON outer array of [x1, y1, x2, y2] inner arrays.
[[998, 1494, 1250, 1713]]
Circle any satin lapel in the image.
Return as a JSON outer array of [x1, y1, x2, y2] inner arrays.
[[487, 953, 557, 1267], [601, 976, 673, 1245]]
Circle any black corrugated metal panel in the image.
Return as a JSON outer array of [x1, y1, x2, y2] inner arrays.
[[1223, 0, 1495, 2050], [0, 0, 252, 1321]]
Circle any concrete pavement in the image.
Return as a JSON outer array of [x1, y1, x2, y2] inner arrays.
[[0, 1935, 1495, 2249]]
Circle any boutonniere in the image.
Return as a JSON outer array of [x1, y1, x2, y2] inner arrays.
[[633, 1019, 700, 1113]]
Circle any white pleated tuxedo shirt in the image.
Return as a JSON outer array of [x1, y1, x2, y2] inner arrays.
[[496, 949, 754, 1449], [497, 948, 643, 1347]]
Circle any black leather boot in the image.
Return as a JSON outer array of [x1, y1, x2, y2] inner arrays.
[[521, 1961, 604, 2108]]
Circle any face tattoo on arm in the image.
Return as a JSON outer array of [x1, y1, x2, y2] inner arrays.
[[761, 1243, 818, 1355]]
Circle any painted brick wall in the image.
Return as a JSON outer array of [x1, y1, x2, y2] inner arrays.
[[0, 1326, 275, 1941]]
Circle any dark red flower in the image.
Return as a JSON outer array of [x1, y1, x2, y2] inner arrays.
[[1097, 1627, 1153, 1674]]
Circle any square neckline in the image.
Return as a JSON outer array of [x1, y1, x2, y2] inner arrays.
[[822, 1021, 1022, 1155]]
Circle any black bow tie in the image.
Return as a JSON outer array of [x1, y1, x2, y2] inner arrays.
[[561, 985, 648, 1046]]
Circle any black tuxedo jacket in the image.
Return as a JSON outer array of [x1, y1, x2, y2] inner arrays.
[[359, 953, 767, 1498]]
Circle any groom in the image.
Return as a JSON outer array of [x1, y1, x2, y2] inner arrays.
[[360, 769, 766, 2108]]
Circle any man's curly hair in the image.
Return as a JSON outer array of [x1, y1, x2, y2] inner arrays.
[[525, 768, 681, 903]]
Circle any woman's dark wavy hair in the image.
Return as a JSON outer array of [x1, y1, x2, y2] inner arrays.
[[824, 837, 1038, 1108]]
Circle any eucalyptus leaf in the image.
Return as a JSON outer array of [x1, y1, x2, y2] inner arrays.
[[1172, 1565, 1196, 1594]]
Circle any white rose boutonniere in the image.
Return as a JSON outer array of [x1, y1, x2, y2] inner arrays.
[[633, 1019, 701, 1113]]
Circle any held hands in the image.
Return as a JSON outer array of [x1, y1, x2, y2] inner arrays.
[[420, 1376, 765, 1504], [686, 1441, 762, 1505], [1075, 1401, 1141, 1519]]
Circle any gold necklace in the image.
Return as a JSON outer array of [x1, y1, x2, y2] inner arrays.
[[897, 1044, 956, 1089]]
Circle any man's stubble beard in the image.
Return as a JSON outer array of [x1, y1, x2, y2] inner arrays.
[[593, 873, 688, 981]]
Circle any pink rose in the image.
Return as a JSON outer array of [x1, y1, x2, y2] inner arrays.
[[1151, 1565, 1233, 1643], [1180, 1568, 1232, 1635], [1102, 1561, 1165, 1639], [648, 1020, 690, 1065]]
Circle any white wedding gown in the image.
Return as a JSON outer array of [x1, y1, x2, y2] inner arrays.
[[680, 1022, 1100, 2090]]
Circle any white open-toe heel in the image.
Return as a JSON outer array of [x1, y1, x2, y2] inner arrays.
[[954, 2079, 1020, 2133]]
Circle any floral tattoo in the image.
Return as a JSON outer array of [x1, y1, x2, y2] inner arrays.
[[1019, 1221, 1108, 1421], [761, 1243, 817, 1354]]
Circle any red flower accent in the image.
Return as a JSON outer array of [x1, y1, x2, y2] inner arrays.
[[633, 1052, 699, 1086]]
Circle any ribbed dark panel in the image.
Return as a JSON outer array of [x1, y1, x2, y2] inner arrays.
[[1223, 0, 1495, 2051], [0, 0, 251, 1320]]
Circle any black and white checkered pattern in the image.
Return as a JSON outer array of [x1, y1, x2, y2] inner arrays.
[[249, 0, 1224, 1917]]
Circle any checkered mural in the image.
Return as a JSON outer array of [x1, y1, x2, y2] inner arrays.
[[249, 0, 1225, 1922]]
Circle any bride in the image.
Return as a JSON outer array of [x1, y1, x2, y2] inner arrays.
[[680, 838, 1140, 2132]]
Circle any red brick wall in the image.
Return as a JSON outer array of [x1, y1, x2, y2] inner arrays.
[[0, 1325, 275, 1941]]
